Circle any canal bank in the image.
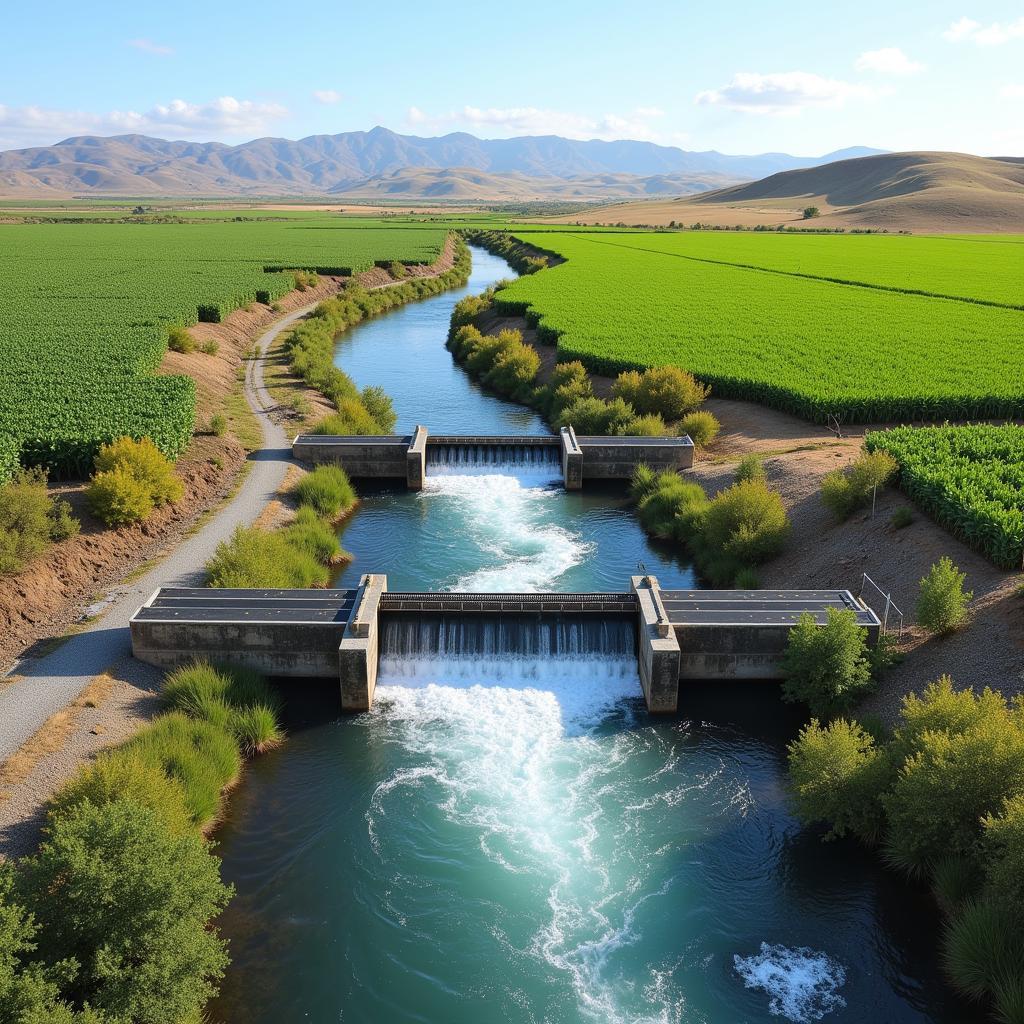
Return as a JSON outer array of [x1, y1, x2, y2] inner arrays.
[[209, 247, 964, 1024]]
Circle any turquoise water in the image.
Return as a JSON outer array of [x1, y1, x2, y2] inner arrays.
[[210, 249, 961, 1023]]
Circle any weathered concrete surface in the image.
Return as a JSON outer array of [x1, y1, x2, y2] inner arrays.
[[406, 426, 428, 490], [577, 435, 694, 479], [631, 576, 681, 713], [561, 426, 583, 490], [292, 435, 410, 478], [339, 574, 387, 711]]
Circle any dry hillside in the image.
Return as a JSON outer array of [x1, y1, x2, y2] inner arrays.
[[569, 152, 1024, 232]]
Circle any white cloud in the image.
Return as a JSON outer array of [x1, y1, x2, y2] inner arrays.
[[855, 47, 924, 75], [695, 71, 877, 115], [404, 104, 674, 142], [313, 90, 342, 105], [0, 97, 289, 149], [127, 38, 174, 56], [943, 15, 1024, 44]]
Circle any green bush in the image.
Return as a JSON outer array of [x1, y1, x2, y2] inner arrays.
[[556, 396, 635, 435], [535, 360, 593, 417], [698, 479, 789, 568], [293, 465, 356, 520], [618, 413, 668, 437], [981, 795, 1024, 912], [48, 751, 194, 838], [637, 473, 708, 541], [820, 450, 898, 519], [124, 713, 241, 828], [85, 466, 154, 526], [891, 506, 914, 529], [733, 567, 760, 588], [932, 855, 980, 916], [677, 410, 721, 447], [360, 386, 397, 432], [917, 556, 972, 633], [209, 414, 227, 437], [200, 339, 219, 356], [167, 325, 196, 354], [629, 463, 658, 502], [780, 608, 875, 717], [21, 799, 231, 1023], [206, 525, 330, 588], [283, 506, 344, 564], [942, 900, 1024, 1003], [735, 455, 766, 483], [787, 718, 890, 843], [0, 468, 80, 574], [231, 704, 284, 756], [612, 365, 709, 420]]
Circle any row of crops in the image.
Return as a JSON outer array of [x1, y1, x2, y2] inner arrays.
[[866, 424, 1024, 569], [492, 231, 1024, 423], [0, 220, 446, 479]]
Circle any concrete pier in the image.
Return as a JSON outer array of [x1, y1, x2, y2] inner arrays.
[[131, 582, 881, 715], [560, 426, 583, 490], [406, 426, 427, 491]]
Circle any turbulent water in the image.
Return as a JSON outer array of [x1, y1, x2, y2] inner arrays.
[[210, 247, 961, 1023]]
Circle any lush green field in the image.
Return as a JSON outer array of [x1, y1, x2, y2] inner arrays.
[[494, 231, 1024, 422], [0, 220, 446, 478], [866, 424, 1024, 569]]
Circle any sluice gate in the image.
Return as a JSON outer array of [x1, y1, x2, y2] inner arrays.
[[130, 580, 881, 714], [292, 426, 694, 489]]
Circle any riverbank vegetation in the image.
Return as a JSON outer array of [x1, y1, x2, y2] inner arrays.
[[85, 437, 184, 527], [0, 660, 283, 1021], [484, 230, 1024, 423], [630, 466, 789, 585], [788, 677, 1024, 1022], [866, 424, 1024, 570]]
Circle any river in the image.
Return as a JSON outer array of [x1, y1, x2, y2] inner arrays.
[[210, 247, 960, 1024]]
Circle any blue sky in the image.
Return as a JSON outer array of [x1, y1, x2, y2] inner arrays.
[[1, 0, 1022, 156]]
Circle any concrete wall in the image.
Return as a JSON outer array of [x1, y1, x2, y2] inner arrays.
[[407, 426, 427, 490], [339, 574, 387, 710], [578, 437, 695, 480], [292, 436, 410, 478], [631, 576, 681, 713], [130, 619, 344, 677]]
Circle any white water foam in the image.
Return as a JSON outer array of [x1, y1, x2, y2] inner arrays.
[[421, 471, 588, 592], [733, 943, 847, 1022]]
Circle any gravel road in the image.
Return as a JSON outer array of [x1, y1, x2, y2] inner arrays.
[[0, 304, 311, 759]]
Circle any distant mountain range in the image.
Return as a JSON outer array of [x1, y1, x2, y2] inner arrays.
[[0, 126, 886, 198]]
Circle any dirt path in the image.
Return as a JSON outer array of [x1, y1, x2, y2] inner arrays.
[[0, 306, 301, 762]]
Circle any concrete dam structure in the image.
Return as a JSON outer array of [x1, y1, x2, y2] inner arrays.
[[130, 580, 881, 714], [292, 426, 694, 489]]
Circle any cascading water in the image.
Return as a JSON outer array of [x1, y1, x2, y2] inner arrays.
[[210, 245, 963, 1024], [426, 442, 562, 476]]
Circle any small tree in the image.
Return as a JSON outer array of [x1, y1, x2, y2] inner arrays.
[[803, 206, 821, 220], [917, 557, 972, 634], [780, 607, 874, 717]]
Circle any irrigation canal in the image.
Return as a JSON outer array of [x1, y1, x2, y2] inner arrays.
[[209, 247, 962, 1023]]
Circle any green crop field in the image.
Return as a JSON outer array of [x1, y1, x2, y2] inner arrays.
[[0, 220, 446, 479], [866, 424, 1024, 569], [493, 231, 1024, 423]]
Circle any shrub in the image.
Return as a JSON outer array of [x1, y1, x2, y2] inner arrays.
[[388, 261, 407, 279], [293, 465, 356, 520], [292, 269, 319, 290], [780, 608, 875, 717], [484, 337, 541, 395], [91, 436, 183, 519], [167, 325, 195, 353], [629, 463, 658, 502], [85, 466, 154, 526], [124, 713, 241, 828], [556, 396, 635, 435], [917, 556, 972, 634], [612, 365, 709, 420], [199, 339, 219, 356], [48, 751, 194, 838], [932, 855, 980, 916], [206, 525, 329, 589], [787, 718, 889, 842], [536, 360, 593, 417], [232, 704, 284, 756], [0, 468, 80, 574], [637, 473, 708, 541], [733, 567, 760, 589], [618, 413, 668, 437], [699, 479, 789, 567], [283, 506, 343, 564], [803, 206, 821, 219], [981, 795, 1024, 912], [820, 450, 898, 519], [735, 455, 766, 484], [360, 386, 397, 432], [21, 799, 231, 1022], [677, 410, 721, 447], [208, 414, 227, 437], [891, 506, 914, 529]]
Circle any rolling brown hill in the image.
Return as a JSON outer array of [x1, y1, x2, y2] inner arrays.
[[570, 152, 1024, 232]]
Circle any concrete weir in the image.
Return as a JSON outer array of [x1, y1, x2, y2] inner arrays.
[[130, 579, 881, 714], [292, 426, 694, 489]]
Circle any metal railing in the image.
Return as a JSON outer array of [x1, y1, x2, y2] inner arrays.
[[858, 573, 904, 637]]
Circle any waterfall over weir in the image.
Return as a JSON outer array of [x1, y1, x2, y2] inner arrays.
[[426, 442, 561, 477], [378, 613, 639, 688]]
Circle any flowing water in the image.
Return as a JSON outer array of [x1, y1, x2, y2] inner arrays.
[[210, 248, 962, 1023]]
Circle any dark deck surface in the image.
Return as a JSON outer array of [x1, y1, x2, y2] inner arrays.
[[661, 589, 877, 627], [134, 588, 357, 624]]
